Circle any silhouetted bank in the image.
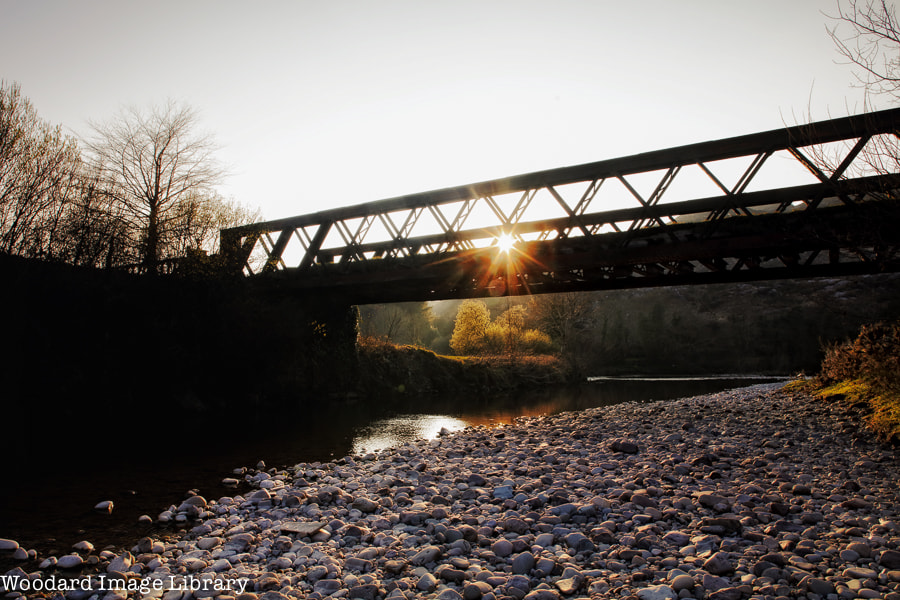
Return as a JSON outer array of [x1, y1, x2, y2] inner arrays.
[[355, 337, 574, 397], [1, 255, 574, 455]]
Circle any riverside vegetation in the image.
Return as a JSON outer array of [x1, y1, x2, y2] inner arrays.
[[791, 320, 900, 443]]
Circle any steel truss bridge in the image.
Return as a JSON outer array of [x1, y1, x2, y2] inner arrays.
[[220, 109, 900, 304]]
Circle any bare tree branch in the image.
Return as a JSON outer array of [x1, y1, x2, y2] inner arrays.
[[84, 101, 227, 271]]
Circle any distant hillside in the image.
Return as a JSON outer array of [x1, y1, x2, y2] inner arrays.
[[363, 274, 900, 376], [572, 275, 900, 375]]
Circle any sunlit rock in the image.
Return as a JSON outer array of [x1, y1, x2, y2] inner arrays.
[[57, 554, 84, 569]]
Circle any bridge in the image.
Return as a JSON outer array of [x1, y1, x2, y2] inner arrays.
[[220, 109, 900, 304]]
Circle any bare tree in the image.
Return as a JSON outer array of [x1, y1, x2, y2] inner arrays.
[[528, 292, 596, 355], [826, 0, 900, 101], [85, 101, 226, 272], [0, 81, 82, 258], [168, 193, 262, 258], [799, 2, 900, 179]]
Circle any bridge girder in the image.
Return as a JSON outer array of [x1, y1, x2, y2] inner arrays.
[[220, 109, 900, 303]]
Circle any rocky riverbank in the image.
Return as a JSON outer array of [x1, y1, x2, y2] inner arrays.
[[4, 382, 900, 600]]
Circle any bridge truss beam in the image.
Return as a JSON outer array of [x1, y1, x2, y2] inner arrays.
[[221, 109, 900, 303]]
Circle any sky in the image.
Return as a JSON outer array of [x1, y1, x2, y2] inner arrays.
[[1, 0, 893, 222]]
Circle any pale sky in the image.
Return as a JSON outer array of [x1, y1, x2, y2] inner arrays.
[[1, 0, 890, 222]]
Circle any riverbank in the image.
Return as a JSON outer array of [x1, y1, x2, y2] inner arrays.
[[4, 382, 899, 600], [355, 337, 578, 396]]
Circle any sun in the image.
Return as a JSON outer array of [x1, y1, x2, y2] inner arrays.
[[496, 233, 516, 253]]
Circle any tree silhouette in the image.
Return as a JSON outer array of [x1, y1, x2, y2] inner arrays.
[[85, 101, 226, 272]]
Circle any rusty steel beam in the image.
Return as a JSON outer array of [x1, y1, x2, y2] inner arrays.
[[219, 108, 900, 300], [223, 108, 900, 239]]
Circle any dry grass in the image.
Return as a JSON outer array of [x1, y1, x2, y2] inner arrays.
[[805, 321, 900, 442]]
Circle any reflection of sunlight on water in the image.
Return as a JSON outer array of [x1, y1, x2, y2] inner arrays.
[[349, 378, 786, 455], [352, 415, 468, 454]]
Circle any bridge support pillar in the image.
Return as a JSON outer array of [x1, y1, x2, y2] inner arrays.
[[297, 299, 360, 393]]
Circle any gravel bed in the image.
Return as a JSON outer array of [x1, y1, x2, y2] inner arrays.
[[3, 382, 900, 600]]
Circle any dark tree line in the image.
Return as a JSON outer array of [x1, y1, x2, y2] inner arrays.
[[0, 82, 258, 272]]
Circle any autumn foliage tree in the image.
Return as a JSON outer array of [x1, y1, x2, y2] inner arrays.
[[450, 299, 554, 356], [450, 299, 492, 354]]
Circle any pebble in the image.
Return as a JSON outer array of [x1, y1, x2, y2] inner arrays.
[[637, 584, 677, 600], [13, 382, 900, 600], [56, 554, 84, 569]]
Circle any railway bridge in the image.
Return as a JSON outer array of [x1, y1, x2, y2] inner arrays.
[[220, 109, 900, 305]]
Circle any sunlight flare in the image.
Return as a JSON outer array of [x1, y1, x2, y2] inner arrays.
[[496, 233, 516, 253]]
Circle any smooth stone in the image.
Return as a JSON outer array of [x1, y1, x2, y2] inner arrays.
[[610, 439, 639, 454], [279, 521, 325, 536], [703, 552, 734, 575], [463, 581, 493, 600], [417, 572, 438, 592], [411, 545, 442, 565], [351, 497, 380, 513], [697, 492, 729, 509], [881, 549, 900, 569], [73, 540, 94, 553], [197, 536, 222, 550], [708, 588, 742, 600], [637, 584, 677, 600], [511, 551, 535, 574], [94, 500, 114, 513], [843, 567, 878, 579], [107, 552, 132, 573], [663, 531, 691, 546], [564, 532, 595, 553], [523, 591, 561, 600], [313, 579, 342, 595], [807, 577, 836, 595], [492, 539, 513, 557], [211, 559, 232, 572], [847, 541, 873, 558], [0, 538, 18, 551], [493, 485, 514, 500], [840, 549, 861, 562], [437, 589, 464, 600], [671, 574, 695, 591], [348, 584, 379, 600], [555, 577, 580, 594], [57, 554, 84, 569]]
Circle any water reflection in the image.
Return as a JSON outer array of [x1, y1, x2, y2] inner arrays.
[[350, 376, 787, 453], [352, 415, 468, 454]]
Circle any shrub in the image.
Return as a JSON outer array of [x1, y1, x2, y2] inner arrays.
[[817, 320, 900, 441], [820, 321, 900, 391]]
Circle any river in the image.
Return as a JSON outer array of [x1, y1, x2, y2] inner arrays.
[[0, 375, 784, 571]]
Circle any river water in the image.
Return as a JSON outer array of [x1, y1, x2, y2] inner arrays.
[[0, 376, 784, 570]]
